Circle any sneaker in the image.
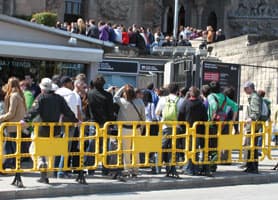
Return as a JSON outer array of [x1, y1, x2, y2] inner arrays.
[[38, 171, 49, 184], [238, 164, 247, 169], [37, 177, 49, 184], [87, 170, 95, 176], [182, 170, 196, 176], [131, 173, 138, 178], [243, 168, 259, 174], [57, 172, 72, 179], [117, 175, 127, 182]]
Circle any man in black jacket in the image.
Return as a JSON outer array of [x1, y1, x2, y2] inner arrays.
[[87, 19, 99, 39], [23, 78, 78, 184], [178, 86, 209, 176], [87, 75, 114, 175], [87, 76, 114, 126]]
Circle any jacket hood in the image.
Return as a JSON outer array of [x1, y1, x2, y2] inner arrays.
[[187, 98, 203, 108], [55, 87, 74, 97]]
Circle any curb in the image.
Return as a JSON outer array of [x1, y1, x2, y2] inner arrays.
[[1, 172, 278, 199]]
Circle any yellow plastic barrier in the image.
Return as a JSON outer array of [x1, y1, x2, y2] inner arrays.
[[0, 122, 100, 173], [267, 121, 278, 161], [102, 121, 190, 169], [190, 121, 266, 165], [0, 120, 276, 175]]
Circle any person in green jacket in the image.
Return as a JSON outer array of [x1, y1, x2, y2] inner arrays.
[[206, 81, 239, 172], [20, 80, 34, 110], [207, 81, 238, 122]]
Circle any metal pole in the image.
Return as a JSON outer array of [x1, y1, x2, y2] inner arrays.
[[173, 0, 179, 43]]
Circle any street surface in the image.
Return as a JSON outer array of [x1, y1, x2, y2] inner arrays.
[[22, 183, 278, 200]]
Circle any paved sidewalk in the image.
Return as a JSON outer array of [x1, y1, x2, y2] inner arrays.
[[0, 158, 278, 199]]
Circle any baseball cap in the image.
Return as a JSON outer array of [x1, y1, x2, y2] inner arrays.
[[243, 81, 255, 89]]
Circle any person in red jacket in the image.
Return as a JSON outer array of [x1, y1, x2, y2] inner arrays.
[[122, 26, 129, 45]]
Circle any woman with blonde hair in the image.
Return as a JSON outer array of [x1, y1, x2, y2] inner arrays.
[[114, 84, 145, 179], [0, 77, 26, 171], [77, 18, 86, 35]]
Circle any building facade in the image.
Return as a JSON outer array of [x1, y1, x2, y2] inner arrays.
[[0, 0, 278, 38]]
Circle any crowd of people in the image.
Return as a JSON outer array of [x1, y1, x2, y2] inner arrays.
[[52, 18, 226, 53], [0, 73, 276, 184]]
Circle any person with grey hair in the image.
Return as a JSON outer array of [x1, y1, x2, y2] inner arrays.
[[243, 81, 260, 173]]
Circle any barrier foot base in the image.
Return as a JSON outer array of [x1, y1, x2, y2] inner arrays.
[[272, 163, 278, 170], [11, 173, 24, 188], [76, 171, 87, 184]]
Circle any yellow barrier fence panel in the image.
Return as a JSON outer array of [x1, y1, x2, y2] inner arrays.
[[160, 121, 190, 168], [191, 121, 256, 165], [33, 123, 68, 156], [267, 121, 278, 161], [102, 122, 121, 169], [102, 121, 190, 170], [31, 122, 72, 172], [242, 121, 266, 163], [0, 122, 101, 174], [102, 121, 153, 169], [0, 122, 34, 173], [32, 122, 100, 172], [79, 122, 100, 171], [0, 124, 3, 173]]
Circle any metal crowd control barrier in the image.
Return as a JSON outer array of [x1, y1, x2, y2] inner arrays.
[[102, 121, 191, 170], [190, 121, 267, 165], [0, 122, 100, 186], [0, 120, 277, 188], [267, 121, 278, 169]]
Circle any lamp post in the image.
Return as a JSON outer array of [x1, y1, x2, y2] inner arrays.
[[173, 0, 179, 44]]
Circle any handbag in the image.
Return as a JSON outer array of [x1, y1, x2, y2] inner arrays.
[[130, 101, 145, 134], [130, 101, 144, 121]]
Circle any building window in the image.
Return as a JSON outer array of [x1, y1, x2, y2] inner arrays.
[[65, 0, 81, 15]]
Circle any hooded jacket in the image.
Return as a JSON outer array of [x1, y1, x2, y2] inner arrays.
[[178, 97, 208, 130]]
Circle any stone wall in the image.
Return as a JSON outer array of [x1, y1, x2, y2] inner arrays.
[[209, 35, 278, 119], [226, 0, 278, 38], [14, 0, 45, 16]]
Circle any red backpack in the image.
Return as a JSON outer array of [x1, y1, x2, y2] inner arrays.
[[212, 95, 227, 121]]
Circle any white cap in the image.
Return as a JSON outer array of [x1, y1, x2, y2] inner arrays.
[[39, 78, 54, 91]]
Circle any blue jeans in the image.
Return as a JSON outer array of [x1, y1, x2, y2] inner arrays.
[[3, 132, 16, 169], [57, 126, 76, 176], [84, 125, 96, 167]]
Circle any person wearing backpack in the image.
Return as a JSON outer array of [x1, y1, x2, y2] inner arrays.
[[243, 81, 261, 173], [258, 90, 271, 121], [222, 86, 239, 161], [155, 83, 180, 178], [257, 89, 271, 155], [207, 81, 238, 173]]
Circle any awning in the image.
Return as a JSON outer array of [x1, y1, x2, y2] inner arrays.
[[0, 40, 103, 63]]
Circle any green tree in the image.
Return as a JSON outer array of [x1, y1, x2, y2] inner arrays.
[[32, 12, 57, 27]]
